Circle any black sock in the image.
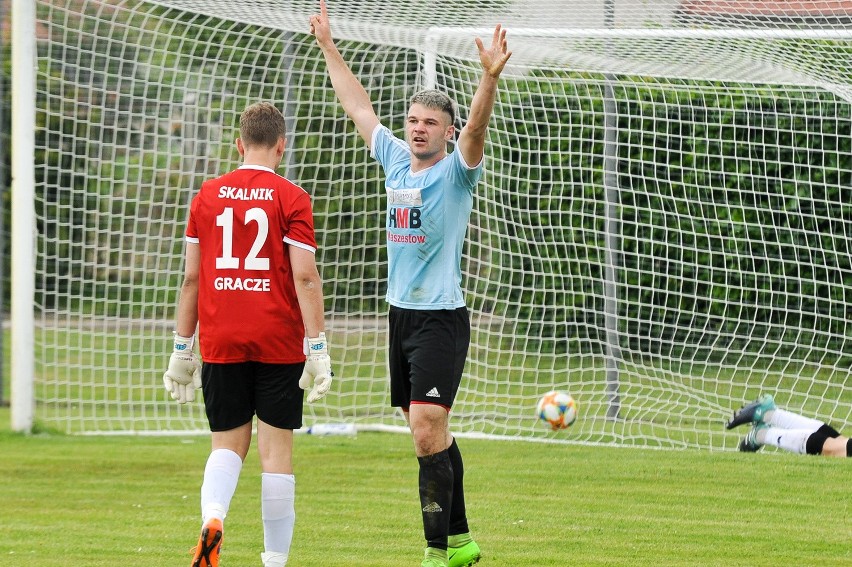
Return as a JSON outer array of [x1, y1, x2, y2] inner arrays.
[[447, 438, 470, 537], [418, 449, 453, 550], [846, 438, 851, 457]]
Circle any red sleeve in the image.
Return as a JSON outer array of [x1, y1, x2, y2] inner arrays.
[[186, 192, 200, 241], [283, 189, 317, 251]]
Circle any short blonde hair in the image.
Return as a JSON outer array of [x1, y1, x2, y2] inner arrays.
[[410, 89, 456, 126]]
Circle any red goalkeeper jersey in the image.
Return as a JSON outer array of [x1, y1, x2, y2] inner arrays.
[[186, 164, 317, 363]]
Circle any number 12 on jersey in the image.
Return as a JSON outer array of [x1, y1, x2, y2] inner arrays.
[[215, 207, 271, 271]]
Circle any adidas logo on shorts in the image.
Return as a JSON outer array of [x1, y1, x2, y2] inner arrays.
[[426, 387, 440, 398]]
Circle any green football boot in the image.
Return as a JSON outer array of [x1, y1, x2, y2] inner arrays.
[[726, 394, 776, 429], [448, 540, 481, 567], [422, 547, 449, 567]]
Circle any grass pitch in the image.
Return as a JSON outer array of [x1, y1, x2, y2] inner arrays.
[[1, 405, 849, 566]]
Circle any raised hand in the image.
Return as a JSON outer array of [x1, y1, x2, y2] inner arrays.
[[475, 24, 512, 79], [309, 0, 332, 46]]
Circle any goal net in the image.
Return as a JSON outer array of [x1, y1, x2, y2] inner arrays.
[[16, 0, 852, 448]]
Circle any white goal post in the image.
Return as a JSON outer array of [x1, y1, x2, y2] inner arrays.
[[11, 0, 852, 449]]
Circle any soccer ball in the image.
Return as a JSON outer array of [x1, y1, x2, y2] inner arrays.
[[536, 390, 578, 431]]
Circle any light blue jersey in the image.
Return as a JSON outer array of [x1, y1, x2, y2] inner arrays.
[[370, 125, 483, 309]]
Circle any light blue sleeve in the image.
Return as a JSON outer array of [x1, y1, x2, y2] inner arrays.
[[370, 125, 410, 173]]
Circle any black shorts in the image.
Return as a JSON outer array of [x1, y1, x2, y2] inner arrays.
[[388, 306, 470, 409], [201, 361, 304, 431]]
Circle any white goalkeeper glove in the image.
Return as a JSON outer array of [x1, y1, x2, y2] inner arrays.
[[163, 333, 202, 404], [299, 333, 333, 403]]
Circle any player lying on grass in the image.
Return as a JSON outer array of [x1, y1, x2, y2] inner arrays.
[[727, 394, 851, 457]]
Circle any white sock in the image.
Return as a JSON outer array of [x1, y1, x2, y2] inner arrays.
[[765, 408, 823, 431], [760, 427, 810, 454], [200, 448, 243, 524], [261, 551, 289, 567], [261, 473, 296, 556]]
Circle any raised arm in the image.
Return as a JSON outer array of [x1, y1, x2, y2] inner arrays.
[[457, 24, 512, 167], [310, 0, 380, 147]]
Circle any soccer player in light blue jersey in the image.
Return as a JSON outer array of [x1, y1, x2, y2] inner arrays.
[[311, 2, 511, 565]]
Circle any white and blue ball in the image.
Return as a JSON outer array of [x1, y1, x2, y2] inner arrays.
[[536, 390, 578, 430]]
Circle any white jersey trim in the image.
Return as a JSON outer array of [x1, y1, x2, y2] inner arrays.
[[456, 145, 484, 170], [370, 124, 409, 159], [237, 163, 276, 173], [284, 236, 316, 253]]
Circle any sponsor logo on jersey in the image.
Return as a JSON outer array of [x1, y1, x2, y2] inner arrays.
[[387, 232, 426, 244], [386, 187, 422, 206], [386, 189, 425, 245], [388, 206, 422, 229]]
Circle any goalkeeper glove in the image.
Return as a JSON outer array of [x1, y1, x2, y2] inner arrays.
[[163, 333, 202, 404], [299, 333, 333, 403]]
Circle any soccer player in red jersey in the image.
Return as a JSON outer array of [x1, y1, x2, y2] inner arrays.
[[163, 102, 333, 567]]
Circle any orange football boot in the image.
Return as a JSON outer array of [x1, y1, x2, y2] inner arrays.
[[190, 518, 223, 567]]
